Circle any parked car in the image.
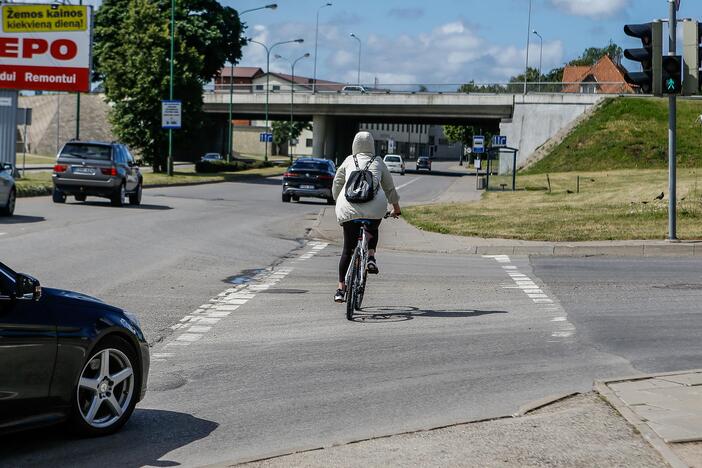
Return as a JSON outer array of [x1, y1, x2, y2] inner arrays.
[[416, 156, 432, 172], [52, 141, 142, 207], [282, 157, 336, 204], [0, 261, 149, 436], [0, 162, 16, 216], [383, 154, 405, 175], [201, 153, 222, 162]]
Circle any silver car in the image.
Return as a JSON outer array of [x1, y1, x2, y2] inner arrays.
[[52, 141, 142, 207], [0, 163, 16, 216]]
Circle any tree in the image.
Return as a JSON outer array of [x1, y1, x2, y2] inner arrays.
[[443, 125, 474, 147], [272, 121, 312, 155], [94, 0, 244, 171], [568, 42, 622, 67]]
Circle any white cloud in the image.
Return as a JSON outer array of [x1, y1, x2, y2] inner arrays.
[[550, 0, 629, 18], [237, 19, 565, 86]]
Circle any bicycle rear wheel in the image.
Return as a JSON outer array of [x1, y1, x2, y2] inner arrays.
[[346, 258, 358, 321], [354, 269, 366, 311]]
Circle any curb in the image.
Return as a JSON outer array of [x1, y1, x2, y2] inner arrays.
[[593, 370, 702, 468], [16, 172, 284, 199]]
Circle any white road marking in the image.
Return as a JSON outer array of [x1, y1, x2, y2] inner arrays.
[[395, 178, 420, 191], [155, 241, 328, 358]]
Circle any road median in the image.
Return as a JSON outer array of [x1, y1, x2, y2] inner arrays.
[[15, 165, 285, 198]]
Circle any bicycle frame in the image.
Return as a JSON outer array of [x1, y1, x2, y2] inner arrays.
[[344, 223, 371, 311]]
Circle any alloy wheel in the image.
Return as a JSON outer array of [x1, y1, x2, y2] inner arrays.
[[77, 348, 135, 429]]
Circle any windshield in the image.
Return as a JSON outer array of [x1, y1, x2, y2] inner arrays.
[[291, 162, 329, 172], [61, 143, 112, 160], [385, 156, 401, 163]]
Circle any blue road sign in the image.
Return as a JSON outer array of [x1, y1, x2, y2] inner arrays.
[[473, 135, 485, 154], [259, 132, 273, 143], [492, 135, 507, 147]]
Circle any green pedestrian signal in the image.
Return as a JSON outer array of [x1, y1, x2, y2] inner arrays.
[[661, 55, 682, 94]]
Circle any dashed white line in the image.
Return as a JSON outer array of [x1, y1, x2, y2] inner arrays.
[[395, 177, 421, 191]]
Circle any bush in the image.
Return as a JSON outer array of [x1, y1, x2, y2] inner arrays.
[[195, 159, 274, 173]]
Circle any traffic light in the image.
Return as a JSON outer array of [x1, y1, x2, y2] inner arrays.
[[623, 22, 663, 95], [682, 20, 702, 95], [662, 56, 682, 94]]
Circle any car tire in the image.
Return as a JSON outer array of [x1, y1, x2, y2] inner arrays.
[[282, 193, 291, 203], [0, 187, 15, 216], [326, 197, 335, 205], [111, 183, 125, 207], [292, 195, 300, 202], [52, 187, 66, 204], [129, 182, 142, 206], [75, 194, 87, 202], [70, 335, 141, 437], [401, 171, 405, 176]]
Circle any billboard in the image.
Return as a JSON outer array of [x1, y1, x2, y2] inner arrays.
[[0, 3, 92, 92]]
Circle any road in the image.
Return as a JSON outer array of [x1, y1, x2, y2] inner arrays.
[[1, 162, 700, 467]]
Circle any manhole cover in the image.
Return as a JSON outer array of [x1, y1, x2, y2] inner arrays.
[[653, 284, 702, 290], [261, 289, 308, 294]]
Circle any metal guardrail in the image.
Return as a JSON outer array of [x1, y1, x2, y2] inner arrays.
[[208, 82, 635, 95]]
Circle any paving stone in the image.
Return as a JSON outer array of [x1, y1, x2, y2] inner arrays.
[[648, 417, 702, 443], [658, 373, 702, 387]]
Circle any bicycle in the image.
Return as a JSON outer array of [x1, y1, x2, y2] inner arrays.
[[344, 212, 396, 321]]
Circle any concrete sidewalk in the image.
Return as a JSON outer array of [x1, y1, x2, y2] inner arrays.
[[310, 206, 702, 257], [222, 372, 702, 467]]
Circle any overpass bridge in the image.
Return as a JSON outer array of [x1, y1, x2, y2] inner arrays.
[[203, 91, 604, 165]]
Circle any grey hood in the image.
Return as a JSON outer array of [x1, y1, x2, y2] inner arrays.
[[352, 131, 375, 155]]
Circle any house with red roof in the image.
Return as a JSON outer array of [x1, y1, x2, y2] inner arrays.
[[562, 55, 636, 94]]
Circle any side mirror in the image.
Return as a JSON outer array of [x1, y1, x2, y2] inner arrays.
[[16, 274, 41, 301], [2, 163, 12, 172]]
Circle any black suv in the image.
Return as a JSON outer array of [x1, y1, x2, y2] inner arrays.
[[52, 141, 142, 206], [282, 158, 336, 204]]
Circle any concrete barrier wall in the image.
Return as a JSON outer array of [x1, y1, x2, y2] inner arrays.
[[500, 94, 604, 168]]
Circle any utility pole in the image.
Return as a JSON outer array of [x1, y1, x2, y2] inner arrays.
[[75, 0, 82, 140], [668, 0, 678, 240], [168, 0, 175, 176]]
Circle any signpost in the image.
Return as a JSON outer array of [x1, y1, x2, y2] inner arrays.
[[472, 135, 485, 154], [161, 100, 182, 129]]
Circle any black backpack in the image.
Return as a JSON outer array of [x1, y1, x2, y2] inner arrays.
[[345, 155, 378, 203]]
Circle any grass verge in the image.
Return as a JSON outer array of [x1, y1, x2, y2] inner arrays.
[[525, 97, 702, 174], [15, 165, 284, 198], [403, 169, 702, 241]]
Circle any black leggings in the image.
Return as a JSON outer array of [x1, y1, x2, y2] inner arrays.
[[339, 220, 381, 283]]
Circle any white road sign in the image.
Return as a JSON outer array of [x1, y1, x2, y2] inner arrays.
[[161, 100, 181, 129]]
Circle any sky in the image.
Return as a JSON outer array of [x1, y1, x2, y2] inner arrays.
[[223, 0, 702, 86]]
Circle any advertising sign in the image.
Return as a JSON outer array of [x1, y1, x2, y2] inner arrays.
[[0, 3, 92, 92], [161, 100, 182, 129]]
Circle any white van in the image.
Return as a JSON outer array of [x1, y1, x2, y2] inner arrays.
[[383, 154, 405, 176]]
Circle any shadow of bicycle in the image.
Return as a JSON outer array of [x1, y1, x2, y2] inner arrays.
[[352, 306, 508, 323]]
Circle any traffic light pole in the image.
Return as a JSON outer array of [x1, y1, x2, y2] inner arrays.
[[668, 0, 677, 240]]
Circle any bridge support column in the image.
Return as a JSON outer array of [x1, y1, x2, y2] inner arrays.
[[313, 114, 329, 159]]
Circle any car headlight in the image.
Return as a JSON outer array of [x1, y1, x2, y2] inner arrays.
[[124, 311, 142, 329]]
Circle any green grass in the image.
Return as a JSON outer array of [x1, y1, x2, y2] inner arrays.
[[404, 169, 702, 241], [15, 166, 284, 198], [16, 154, 56, 166], [526, 97, 702, 174]]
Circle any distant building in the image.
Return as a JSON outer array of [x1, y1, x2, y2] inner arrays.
[[562, 55, 636, 94], [359, 123, 462, 161]]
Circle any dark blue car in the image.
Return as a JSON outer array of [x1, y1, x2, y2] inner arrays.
[[0, 262, 149, 436]]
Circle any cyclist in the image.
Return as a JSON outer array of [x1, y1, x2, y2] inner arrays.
[[332, 131, 401, 303]]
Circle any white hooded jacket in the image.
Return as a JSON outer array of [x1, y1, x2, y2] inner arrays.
[[332, 132, 400, 224]]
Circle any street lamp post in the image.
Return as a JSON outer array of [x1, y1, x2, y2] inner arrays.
[[350, 33, 361, 85], [523, 0, 533, 95], [226, 4, 277, 164], [249, 38, 304, 162], [533, 30, 543, 92], [313, 3, 332, 93], [168, 0, 175, 176], [276, 52, 310, 162]]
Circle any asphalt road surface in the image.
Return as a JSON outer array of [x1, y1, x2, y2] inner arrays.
[[1, 162, 700, 467]]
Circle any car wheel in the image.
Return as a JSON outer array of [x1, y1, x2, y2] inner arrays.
[[1, 187, 15, 216], [292, 195, 300, 202], [401, 171, 405, 176], [326, 197, 335, 205], [282, 193, 291, 203], [70, 335, 141, 436], [75, 194, 87, 202], [129, 182, 142, 206], [52, 187, 66, 204], [111, 183, 125, 207]]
